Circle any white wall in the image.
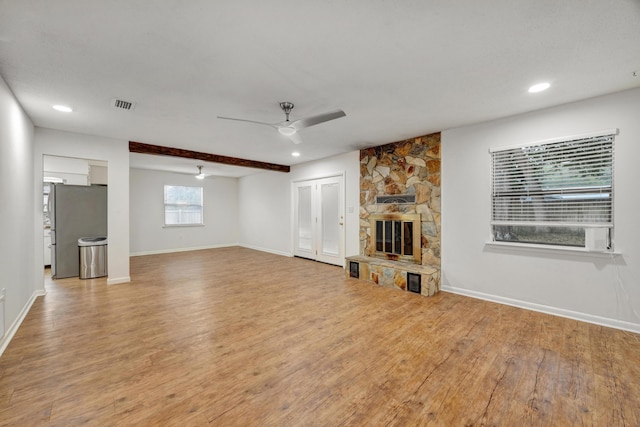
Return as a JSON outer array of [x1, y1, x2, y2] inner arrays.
[[34, 128, 130, 285], [0, 75, 40, 354], [238, 150, 360, 258], [238, 170, 291, 256], [442, 88, 640, 332], [130, 168, 238, 254]]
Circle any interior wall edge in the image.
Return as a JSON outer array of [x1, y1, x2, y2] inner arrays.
[[0, 290, 45, 357]]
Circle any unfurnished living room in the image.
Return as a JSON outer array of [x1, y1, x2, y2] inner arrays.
[[1, 1, 639, 426]]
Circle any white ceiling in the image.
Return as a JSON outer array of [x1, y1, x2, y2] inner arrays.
[[1, 1, 639, 177]]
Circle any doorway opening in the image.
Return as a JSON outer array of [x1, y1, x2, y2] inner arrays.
[[43, 155, 108, 287], [293, 174, 345, 267]]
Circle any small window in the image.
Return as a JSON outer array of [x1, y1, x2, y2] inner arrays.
[[490, 130, 616, 249], [164, 185, 203, 226]]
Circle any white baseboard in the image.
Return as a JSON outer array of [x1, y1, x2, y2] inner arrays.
[[130, 243, 237, 257], [107, 276, 131, 285], [130, 243, 292, 259], [441, 285, 640, 334], [0, 289, 47, 357], [238, 244, 292, 258]]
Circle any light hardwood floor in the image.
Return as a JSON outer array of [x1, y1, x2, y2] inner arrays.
[[0, 247, 639, 426]]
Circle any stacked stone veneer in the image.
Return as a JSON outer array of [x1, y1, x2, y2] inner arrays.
[[346, 132, 441, 296]]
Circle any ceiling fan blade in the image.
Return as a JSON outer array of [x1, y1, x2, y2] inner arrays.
[[290, 109, 346, 130], [217, 116, 275, 127], [286, 132, 304, 145]]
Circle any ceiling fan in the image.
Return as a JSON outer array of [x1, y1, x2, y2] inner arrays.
[[217, 102, 346, 144]]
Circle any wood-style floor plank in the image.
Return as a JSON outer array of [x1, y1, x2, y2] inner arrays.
[[0, 247, 638, 426]]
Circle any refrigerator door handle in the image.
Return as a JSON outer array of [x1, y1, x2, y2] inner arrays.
[[50, 244, 56, 278]]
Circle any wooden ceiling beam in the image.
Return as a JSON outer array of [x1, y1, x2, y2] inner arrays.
[[129, 141, 290, 173]]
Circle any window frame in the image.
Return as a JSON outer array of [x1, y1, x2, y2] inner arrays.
[[163, 185, 204, 227], [489, 129, 617, 252]]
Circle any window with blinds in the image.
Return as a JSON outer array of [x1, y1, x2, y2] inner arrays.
[[164, 185, 203, 226], [490, 130, 616, 249]]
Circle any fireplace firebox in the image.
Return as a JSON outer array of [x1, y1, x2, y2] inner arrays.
[[369, 213, 421, 264]]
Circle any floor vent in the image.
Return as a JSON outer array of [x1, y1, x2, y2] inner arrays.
[[407, 273, 421, 294], [111, 98, 136, 111], [349, 261, 359, 278]]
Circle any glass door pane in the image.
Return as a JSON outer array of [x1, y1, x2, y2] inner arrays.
[[297, 186, 313, 251], [320, 182, 340, 256], [384, 220, 392, 253], [393, 221, 402, 254]]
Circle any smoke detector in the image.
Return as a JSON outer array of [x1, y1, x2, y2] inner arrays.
[[111, 98, 136, 111]]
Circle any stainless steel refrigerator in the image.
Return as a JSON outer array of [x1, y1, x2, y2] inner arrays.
[[49, 184, 107, 279]]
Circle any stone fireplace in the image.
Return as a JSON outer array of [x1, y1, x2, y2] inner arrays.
[[346, 132, 441, 296]]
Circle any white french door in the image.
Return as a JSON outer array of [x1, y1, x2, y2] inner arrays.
[[293, 174, 345, 266]]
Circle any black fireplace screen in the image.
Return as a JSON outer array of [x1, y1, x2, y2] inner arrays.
[[375, 220, 413, 256]]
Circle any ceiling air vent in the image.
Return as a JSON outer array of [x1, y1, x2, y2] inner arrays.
[[111, 98, 136, 111], [376, 195, 416, 204]]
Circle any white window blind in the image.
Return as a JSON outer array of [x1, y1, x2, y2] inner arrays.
[[164, 185, 203, 226], [490, 130, 616, 248]]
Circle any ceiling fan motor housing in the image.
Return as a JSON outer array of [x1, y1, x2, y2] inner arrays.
[[280, 102, 294, 121]]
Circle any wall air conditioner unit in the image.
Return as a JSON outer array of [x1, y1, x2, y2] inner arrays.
[[585, 227, 609, 252]]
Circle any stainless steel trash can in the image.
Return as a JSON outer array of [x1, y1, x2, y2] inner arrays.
[[78, 237, 108, 279]]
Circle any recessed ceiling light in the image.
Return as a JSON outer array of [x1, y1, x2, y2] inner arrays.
[[528, 82, 550, 93], [291, 152, 301, 157], [52, 104, 73, 112]]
